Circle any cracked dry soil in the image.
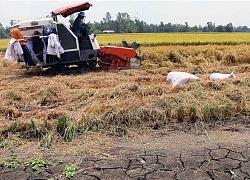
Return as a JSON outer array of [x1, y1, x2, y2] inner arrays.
[[1, 120, 250, 180]]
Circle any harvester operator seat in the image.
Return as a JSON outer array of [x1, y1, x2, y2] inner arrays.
[[72, 12, 92, 50], [72, 27, 92, 50]]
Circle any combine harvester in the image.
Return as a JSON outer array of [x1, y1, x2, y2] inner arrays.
[[11, 1, 141, 72]]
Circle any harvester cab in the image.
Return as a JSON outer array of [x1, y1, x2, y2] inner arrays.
[[11, 2, 141, 72]]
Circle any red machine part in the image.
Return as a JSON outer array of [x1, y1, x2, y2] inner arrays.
[[97, 46, 137, 70], [51, 2, 92, 18], [98, 46, 137, 58]]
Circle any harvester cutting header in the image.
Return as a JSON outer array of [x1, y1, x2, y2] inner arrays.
[[6, 1, 141, 71]]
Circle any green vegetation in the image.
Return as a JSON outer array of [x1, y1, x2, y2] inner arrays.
[[24, 158, 49, 171], [189, 106, 197, 124], [0, 160, 5, 167], [0, 23, 10, 39], [6, 161, 19, 168], [91, 12, 247, 33], [5, 150, 19, 169], [0, 140, 7, 148], [39, 131, 53, 148], [56, 115, 69, 137], [0, 12, 249, 37], [0, 150, 82, 179], [55, 160, 63, 165], [63, 164, 80, 179], [63, 125, 76, 141], [10, 150, 17, 160], [177, 106, 185, 123]]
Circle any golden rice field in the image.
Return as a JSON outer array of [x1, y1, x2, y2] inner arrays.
[[2, 32, 250, 52], [0, 39, 9, 52], [97, 32, 250, 46]]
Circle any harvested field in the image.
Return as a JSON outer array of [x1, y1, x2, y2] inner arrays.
[[0, 45, 249, 132], [1, 44, 250, 179]]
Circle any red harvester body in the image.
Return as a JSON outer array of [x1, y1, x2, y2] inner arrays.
[[97, 46, 138, 70]]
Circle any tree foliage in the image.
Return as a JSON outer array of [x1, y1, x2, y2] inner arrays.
[[0, 11, 250, 39], [89, 12, 250, 34], [0, 23, 10, 39]]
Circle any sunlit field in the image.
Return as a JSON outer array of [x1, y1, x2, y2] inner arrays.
[[96, 32, 250, 46], [0, 39, 9, 52], [2, 33, 250, 52]]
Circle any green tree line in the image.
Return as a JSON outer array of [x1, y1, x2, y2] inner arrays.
[[90, 12, 250, 34], [0, 23, 10, 39], [1, 12, 250, 39]]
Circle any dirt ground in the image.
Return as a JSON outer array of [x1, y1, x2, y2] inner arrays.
[[1, 118, 250, 180]]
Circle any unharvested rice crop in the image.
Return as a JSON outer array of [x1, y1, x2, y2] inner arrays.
[[97, 33, 250, 46], [0, 39, 9, 52], [2, 32, 250, 52]]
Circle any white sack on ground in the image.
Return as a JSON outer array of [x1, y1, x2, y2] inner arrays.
[[210, 72, 236, 81], [167, 72, 200, 86]]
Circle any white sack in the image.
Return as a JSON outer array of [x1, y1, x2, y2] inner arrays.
[[167, 72, 200, 86], [210, 72, 236, 81]]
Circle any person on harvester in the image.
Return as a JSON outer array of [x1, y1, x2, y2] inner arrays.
[[72, 11, 91, 37], [72, 12, 91, 49]]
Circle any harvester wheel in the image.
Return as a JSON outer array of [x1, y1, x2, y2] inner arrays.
[[88, 61, 97, 70], [78, 62, 88, 68]]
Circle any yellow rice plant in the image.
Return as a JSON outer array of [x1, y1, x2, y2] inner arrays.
[[97, 33, 250, 46], [0, 39, 9, 52]]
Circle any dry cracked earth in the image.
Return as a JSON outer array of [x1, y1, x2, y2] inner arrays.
[[1, 120, 250, 180]]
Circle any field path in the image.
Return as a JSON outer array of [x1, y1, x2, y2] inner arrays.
[[1, 120, 250, 180]]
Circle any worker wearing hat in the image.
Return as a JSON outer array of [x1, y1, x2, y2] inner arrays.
[[72, 11, 91, 37]]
